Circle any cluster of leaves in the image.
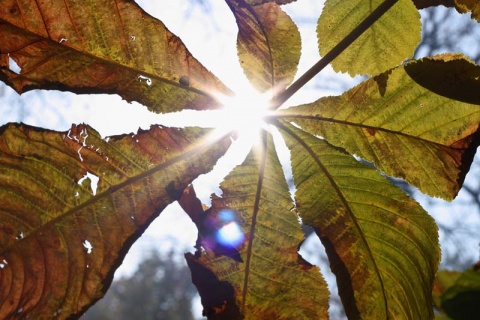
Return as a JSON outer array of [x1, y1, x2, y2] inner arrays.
[[1, 0, 480, 319]]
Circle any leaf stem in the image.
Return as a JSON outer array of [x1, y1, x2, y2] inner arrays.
[[270, 0, 399, 109]]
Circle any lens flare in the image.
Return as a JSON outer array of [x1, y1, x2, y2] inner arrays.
[[216, 221, 245, 247], [209, 209, 245, 248]]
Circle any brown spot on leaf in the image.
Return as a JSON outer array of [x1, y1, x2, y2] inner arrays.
[[366, 128, 376, 136], [9, 5, 19, 15]]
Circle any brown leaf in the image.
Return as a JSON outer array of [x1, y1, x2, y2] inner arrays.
[[0, 123, 231, 318], [0, 0, 231, 113]]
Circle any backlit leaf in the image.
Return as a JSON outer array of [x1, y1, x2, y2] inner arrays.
[[0, 0, 230, 113], [278, 54, 480, 200], [412, 0, 456, 9], [317, 0, 421, 76], [433, 265, 480, 319], [452, 0, 480, 22], [0, 123, 231, 319], [278, 122, 440, 319], [187, 133, 329, 319], [244, 0, 297, 5], [227, 0, 301, 92]]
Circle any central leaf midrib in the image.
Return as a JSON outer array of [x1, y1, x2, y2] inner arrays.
[[2, 132, 228, 255], [241, 129, 268, 314], [277, 120, 389, 315], [1, 19, 217, 98], [275, 114, 465, 149]]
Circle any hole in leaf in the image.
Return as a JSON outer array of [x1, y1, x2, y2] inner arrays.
[[8, 55, 21, 74], [83, 240, 93, 254], [77, 147, 84, 162], [77, 172, 100, 195], [138, 75, 152, 86], [299, 233, 347, 319]]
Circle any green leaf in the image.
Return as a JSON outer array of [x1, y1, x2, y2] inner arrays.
[[278, 122, 440, 319], [0, 123, 231, 319], [317, 0, 421, 76], [187, 132, 329, 319], [278, 54, 480, 200], [0, 0, 230, 113], [227, 0, 301, 92], [433, 264, 480, 319]]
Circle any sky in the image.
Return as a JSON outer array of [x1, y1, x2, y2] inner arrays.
[[1, 0, 480, 318]]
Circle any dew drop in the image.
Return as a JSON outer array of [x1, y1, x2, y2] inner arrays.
[[179, 75, 190, 86], [59, 37, 68, 43], [16, 231, 24, 240], [130, 35, 136, 41]]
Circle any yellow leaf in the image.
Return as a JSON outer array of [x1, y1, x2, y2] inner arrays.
[[187, 133, 329, 319], [317, 0, 421, 76], [279, 54, 480, 200], [279, 122, 440, 319], [227, 0, 301, 92]]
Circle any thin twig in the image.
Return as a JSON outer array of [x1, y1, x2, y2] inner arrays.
[[271, 0, 399, 109]]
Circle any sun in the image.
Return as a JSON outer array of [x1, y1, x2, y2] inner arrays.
[[210, 85, 273, 148]]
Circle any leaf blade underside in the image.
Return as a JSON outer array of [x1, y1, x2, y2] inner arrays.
[[0, 0, 230, 113], [452, 0, 480, 22], [0, 123, 231, 319], [244, 0, 297, 5], [278, 54, 480, 200], [187, 132, 329, 320], [317, 0, 421, 76], [227, 0, 301, 93], [278, 122, 440, 319]]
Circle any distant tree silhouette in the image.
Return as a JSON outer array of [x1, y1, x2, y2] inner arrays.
[[82, 250, 196, 320]]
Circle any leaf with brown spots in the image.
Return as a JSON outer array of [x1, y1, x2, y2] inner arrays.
[[279, 54, 480, 200], [0, 0, 230, 113], [0, 123, 230, 319]]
